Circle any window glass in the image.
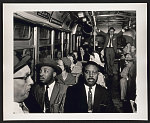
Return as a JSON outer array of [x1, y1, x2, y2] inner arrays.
[[54, 31, 61, 59], [40, 28, 49, 39], [39, 46, 51, 62], [14, 23, 31, 40]]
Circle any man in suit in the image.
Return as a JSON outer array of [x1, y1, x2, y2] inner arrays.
[[64, 61, 117, 113], [99, 27, 127, 77], [25, 58, 68, 113], [13, 53, 34, 113]]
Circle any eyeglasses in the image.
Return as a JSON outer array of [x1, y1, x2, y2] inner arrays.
[[14, 73, 31, 81]]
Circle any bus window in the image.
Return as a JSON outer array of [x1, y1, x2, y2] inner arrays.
[[54, 30, 61, 59], [39, 27, 50, 45], [39, 46, 51, 62], [14, 23, 31, 40]]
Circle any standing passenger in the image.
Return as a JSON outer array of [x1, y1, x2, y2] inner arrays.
[[99, 26, 127, 77]]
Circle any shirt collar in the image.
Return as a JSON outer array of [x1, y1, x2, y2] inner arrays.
[[84, 84, 96, 90], [46, 81, 55, 88]]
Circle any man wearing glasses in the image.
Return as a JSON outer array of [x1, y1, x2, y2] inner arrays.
[[64, 61, 117, 113], [13, 54, 34, 113]]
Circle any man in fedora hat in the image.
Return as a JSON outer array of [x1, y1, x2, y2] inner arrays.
[[98, 26, 127, 77], [64, 61, 117, 113], [13, 53, 34, 113], [26, 58, 68, 113]]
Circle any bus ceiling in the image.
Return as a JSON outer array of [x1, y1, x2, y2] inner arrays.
[[14, 11, 136, 34]]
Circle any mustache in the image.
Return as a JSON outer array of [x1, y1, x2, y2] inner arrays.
[[87, 78, 95, 81]]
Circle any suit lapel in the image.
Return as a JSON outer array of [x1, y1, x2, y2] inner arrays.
[[34, 84, 45, 110], [50, 83, 59, 105], [93, 84, 102, 107], [77, 83, 88, 112]]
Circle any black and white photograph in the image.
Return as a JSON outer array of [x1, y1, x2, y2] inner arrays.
[[3, 3, 147, 120]]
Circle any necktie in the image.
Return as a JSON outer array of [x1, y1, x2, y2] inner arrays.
[[45, 85, 50, 113], [19, 102, 29, 113], [88, 87, 92, 113], [109, 36, 112, 47]]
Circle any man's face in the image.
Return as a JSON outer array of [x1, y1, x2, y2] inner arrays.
[[83, 64, 99, 87], [14, 65, 34, 103], [40, 66, 56, 85], [109, 29, 114, 35]]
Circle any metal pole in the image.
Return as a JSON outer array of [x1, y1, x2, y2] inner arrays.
[[93, 27, 96, 51], [67, 33, 70, 55], [34, 27, 38, 64], [33, 26, 38, 81], [70, 33, 73, 53], [92, 11, 96, 51], [51, 30, 55, 59], [61, 32, 64, 58]]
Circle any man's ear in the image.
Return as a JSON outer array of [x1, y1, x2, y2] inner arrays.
[[53, 72, 57, 78]]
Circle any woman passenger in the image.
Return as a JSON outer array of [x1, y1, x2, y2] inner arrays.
[[67, 53, 82, 76], [77, 46, 90, 62], [56, 57, 76, 86]]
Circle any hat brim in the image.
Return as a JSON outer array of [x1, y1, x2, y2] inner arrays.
[[83, 61, 105, 75], [36, 63, 62, 75]]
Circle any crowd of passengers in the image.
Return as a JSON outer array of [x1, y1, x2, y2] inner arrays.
[[14, 29, 136, 113]]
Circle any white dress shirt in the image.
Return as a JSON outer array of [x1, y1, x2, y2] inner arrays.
[[84, 84, 96, 104], [13, 102, 29, 114], [43, 81, 55, 112], [107, 35, 113, 47], [47, 81, 55, 100]]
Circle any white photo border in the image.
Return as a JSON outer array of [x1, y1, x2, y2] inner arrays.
[[3, 3, 147, 120]]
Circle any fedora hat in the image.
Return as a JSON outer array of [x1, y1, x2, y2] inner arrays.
[[83, 61, 105, 75], [37, 58, 62, 75], [14, 54, 31, 73]]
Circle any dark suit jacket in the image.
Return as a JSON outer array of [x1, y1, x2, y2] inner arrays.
[[98, 31, 123, 53], [25, 81, 68, 113], [64, 81, 118, 113]]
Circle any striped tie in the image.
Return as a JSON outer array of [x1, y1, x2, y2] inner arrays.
[[19, 102, 29, 113], [88, 87, 92, 113]]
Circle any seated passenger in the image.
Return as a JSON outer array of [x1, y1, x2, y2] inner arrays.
[[89, 52, 106, 88], [67, 53, 82, 77], [56, 57, 76, 86], [13, 54, 34, 113], [77, 46, 90, 62], [130, 45, 136, 60], [26, 58, 67, 113], [120, 54, 134, 101], [64, 61, 118, 113]]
